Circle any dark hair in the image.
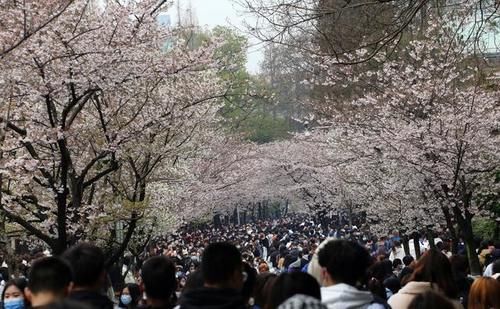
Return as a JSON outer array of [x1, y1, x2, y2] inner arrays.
[[409, 249, 458, 298], [61, 243, 105, 287], [318, 240, 371, 286], [384, 276, 401, 295], [141, 256, 176, 301], [201, 242, 242, 285], [118, 283, 141, 307], [253, 273, 277, 308], [242, 262, 257, 303], [28, 257, 72, 294], [367, 261, 393, 300], [1, 278, 28, 302], [392, 258, 403, 269], [449, 255, 469, 275], [268, 272, 321, 309], [408, 291, 454, 309], [183, 270, 204, 293], [492, 259, 500, 275], [403, 255, 414, 266]]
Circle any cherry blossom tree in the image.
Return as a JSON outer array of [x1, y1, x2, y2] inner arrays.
[[235, 1, 499, 274], [0, 0, 225, 257], [301, 12, 500, 273]]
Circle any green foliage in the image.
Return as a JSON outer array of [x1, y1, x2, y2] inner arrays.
[[243, 114, 291, 144], [211, 26, 291, 143], [472, 218, 497, 240]]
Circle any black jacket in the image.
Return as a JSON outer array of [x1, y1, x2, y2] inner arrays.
[[32, 299, 92, 309], [69, 290, 114, 309], [179, 287, 246, 309]]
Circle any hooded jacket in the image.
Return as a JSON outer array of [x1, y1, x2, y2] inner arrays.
[[388, 281, 462, 309], [321, 283, 386, 309], [179, 287, 246, 309]]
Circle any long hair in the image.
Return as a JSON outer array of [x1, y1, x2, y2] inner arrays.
[[1, 278, 28, 305], [409, 249, 458, 298], [468, 277, 500, 309]]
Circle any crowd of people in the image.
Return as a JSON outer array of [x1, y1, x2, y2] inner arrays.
[[0, 214, 499, 309]]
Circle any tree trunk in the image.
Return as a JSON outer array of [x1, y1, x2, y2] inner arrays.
[[413, 232, 421, 259], [461, 220, 481, 275], [427, 229, 435, 250], [441, 206, 459, 254], [402, 234, 410, 256], [450, 197, 481, 275]]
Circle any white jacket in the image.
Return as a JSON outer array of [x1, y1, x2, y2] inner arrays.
[[321, 283, 385, 309], [389, 247, 405, 262]]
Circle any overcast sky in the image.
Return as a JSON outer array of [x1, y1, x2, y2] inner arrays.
[[168, 0, 263, 73]]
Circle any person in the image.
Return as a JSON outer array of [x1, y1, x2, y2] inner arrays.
[[141, 256, 177, 309], [388, 249, 461, 309], [367, 260, 395, 300], [449, 255, 473, 307], [317, 239, 388, 309], [1, 279, 28, 309], [179, 242, 246, 309], [62, 243, 114, 309], [389, 241, 405, 262], [241, 262, 257, 306], [268, 272, 321, 309], [117, 283, 141, 309], [258, 262, 270, 274], [483, 249, 500, 277], [392, 259, 403, 278], [399, 255, 415, 284], [407, 291, 455, 309], [477, 241, 491, 269], [252, 273, 276, 309], [467, 276, 500, 309], [25, 256, 89, 309], [491, 259, 500, 279]]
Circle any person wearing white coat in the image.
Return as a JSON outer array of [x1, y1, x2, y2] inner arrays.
[[317, 240, 389, 309]]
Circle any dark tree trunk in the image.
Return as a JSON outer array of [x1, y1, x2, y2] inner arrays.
[[402, 234, 410, 256], [441, 206, 459, 254], [412, 232, 421, 259], [427, 229, 435, 250]]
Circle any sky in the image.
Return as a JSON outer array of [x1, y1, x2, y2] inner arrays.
[[167, 0, 264, 73]]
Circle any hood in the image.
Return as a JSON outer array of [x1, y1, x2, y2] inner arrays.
[[180, 287, 245, 309], [397, 281, 437, 295], [321, 284, 374, 308]]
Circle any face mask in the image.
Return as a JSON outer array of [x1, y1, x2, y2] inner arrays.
[[4, 298, 25, 309], [120, 294, 132, 306]]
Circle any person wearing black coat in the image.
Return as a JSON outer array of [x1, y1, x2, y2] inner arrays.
[[179, 243, 246, 309]]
